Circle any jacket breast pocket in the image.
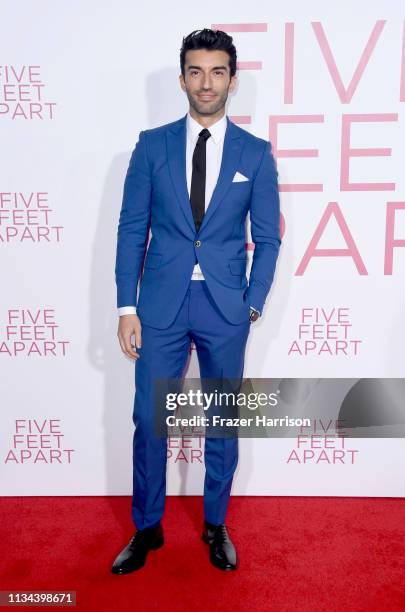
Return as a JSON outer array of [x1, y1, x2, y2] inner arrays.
[[230, 181, 251, 193], [229, 258, 247, 275], [144, 252, 163, 269], [228, 181, 251, 205]]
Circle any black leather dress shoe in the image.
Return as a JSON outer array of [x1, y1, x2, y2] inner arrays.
[[111, 524, 164, 574], [202, 521, 238, 570]]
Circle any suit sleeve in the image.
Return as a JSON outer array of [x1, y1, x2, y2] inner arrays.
[[246, 140, 281, 314], [115, 131, 151, 308]]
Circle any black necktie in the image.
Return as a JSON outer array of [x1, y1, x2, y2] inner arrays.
[[190, 128, 211, 234]]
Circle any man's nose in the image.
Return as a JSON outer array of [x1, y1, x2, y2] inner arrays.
[[201, 73, 213, 89]]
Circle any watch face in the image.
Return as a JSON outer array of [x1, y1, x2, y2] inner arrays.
[[249, 310, 260, 322]]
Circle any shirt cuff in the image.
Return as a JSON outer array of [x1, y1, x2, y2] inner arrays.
[[118, 306, 137, 316]]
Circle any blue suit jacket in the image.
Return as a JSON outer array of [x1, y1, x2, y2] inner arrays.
[[115, 113, 281, 329]]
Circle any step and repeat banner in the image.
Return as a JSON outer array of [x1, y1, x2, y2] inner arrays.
[[1, 0, 404, 497]]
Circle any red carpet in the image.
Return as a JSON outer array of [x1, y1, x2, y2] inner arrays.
[[1, 496, 404, 611]]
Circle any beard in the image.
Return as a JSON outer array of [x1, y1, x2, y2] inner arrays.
[[185, 88, 228, 116]]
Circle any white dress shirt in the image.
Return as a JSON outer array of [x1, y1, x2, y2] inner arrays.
[[118, 111, 227, 317]]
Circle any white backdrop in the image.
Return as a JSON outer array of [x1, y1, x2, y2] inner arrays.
[[1, 0, 404, 497]]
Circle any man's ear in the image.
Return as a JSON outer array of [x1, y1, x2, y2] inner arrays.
[[229, 75, 238, 93]]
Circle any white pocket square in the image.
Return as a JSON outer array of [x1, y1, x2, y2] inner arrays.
[[232, 171, 249, 182]]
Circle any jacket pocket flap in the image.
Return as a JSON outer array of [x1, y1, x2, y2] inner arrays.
[[229, 258, 246, 275]]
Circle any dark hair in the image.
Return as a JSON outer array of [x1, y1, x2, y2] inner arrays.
[[180, 29, 237, 78]]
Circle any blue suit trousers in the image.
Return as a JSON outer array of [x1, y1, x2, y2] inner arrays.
[[132, 279, 251, 529]]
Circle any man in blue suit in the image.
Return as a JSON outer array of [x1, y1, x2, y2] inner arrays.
[[112, 28, 281, 574]]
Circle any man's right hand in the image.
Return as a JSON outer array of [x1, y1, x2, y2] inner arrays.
[[117, 314, 142, 360]]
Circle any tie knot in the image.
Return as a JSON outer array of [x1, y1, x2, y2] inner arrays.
[[198, 128, 211, 142]]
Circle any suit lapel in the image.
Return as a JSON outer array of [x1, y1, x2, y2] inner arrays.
[[167, 114, 195, 234], [167, 114, 244, 235], [200, 116, 243, 232]]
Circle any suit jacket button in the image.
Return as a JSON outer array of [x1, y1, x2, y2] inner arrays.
[[195, 240, 201, 247]]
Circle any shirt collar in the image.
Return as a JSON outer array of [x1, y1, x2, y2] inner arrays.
[[186, 111, 227, 145]]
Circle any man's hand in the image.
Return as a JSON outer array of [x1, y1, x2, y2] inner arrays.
[[117, 314, 142, 360]]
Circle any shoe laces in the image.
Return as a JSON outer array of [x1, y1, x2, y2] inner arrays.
[[216, 524, 230, 543], [129, 530, 146, 548]]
